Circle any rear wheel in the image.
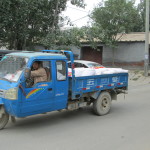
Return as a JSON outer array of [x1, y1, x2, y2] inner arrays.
[[93, 92, 111, 116], [0, 106, 9, 130]]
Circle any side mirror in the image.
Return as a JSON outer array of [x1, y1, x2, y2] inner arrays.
[[24, 68, 31, 79]]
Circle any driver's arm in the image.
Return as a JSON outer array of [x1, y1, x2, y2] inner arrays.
[[31, 69, 43, 77]]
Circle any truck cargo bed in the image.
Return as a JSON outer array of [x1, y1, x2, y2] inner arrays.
[[69, 73, 128, 99]]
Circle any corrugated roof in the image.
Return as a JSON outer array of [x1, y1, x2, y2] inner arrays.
[[117, 32, 149, 43], [81, 32, 150, 44]]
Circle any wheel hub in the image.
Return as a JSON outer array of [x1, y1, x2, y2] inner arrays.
[[102, 98, 108, 108]]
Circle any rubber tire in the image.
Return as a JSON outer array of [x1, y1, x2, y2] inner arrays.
[[0, 106, 9, 130], [93, 92, 111, 116]]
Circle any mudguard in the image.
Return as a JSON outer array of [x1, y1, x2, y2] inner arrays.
[[91, 91, 101, 100], [0, 99, 4, 105]]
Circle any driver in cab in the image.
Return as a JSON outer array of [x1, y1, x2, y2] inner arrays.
[[31, 61, 47, 85]]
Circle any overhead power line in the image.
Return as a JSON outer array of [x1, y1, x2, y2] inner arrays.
[[67, 6, 88, 13], [71, 15, 89, 23], [61, 15, 89, 27]]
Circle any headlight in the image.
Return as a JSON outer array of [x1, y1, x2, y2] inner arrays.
[[5, 88, 18, 100]]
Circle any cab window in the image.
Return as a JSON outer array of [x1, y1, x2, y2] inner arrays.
[[26, 61, 51, 88], [43, 61, 51, 81], [56, 61, 66, 81]]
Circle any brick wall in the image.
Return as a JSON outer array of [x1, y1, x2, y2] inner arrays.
[[81, 46, 103, 64]]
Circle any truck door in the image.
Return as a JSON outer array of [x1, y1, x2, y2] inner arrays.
[[54, 60, 68, 110], [21, 60, 55, 114]]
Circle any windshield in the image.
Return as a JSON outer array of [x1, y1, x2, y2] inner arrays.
[[0, 56, 28, 82]]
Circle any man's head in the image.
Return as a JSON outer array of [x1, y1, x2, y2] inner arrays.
[[32, 61, 40, 70]]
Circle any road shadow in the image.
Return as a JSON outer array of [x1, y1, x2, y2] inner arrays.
[[2, 101, 130, 131], [4, 106, 95, 131]]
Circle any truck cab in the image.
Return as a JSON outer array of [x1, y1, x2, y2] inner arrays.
[[0, 51, 71, 117]]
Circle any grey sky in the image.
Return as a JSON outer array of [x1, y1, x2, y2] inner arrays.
[[63, 0, 141, 27]]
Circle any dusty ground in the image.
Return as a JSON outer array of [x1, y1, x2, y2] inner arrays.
[[1, 73, 150, 150], [128, 70, 150, 87]]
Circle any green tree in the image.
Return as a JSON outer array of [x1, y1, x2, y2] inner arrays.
[[90, 0, 141, 65], [137, 0, 150, 31], [41, 27, 84, 49], [41, 25, 99, 50], [0, 0, 85, 50]]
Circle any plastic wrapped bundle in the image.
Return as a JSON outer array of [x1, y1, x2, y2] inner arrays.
[[75, 68, 85, 77], [81, 68, 95, 76], [102, 70, 116, 74], [101, 68, 128, 74], [107, 68, 128, 73], [68, 68, 86, 77], [95, 68, 109, 75], [120, 69, 128, 73], [68, 67, 128, 77], [68, 68, 95, 77]]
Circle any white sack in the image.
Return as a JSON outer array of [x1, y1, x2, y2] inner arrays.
[[95, 68, 108, 75], [81, 68, 95, 76], [68, 68, 95, 77], [68, 67, 128, 77]]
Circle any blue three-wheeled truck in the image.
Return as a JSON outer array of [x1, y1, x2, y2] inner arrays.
[[0, 50, 128, 129]]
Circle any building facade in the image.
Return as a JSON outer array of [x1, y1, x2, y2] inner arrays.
[[72, 33, 150, 68]]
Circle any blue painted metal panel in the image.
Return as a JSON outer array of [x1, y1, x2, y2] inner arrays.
[[18, 58, 69, 117], [7, 51, 67, 60], [0, 98, 3, 104], [70, 73, 128, 99]]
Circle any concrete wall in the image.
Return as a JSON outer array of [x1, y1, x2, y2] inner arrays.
[[70, 46, 81, 59], [103, 42, 145, 66], [39, 42, 145, 67]]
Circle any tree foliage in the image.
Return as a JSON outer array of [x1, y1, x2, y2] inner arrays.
[[88, 0, 142, 65], [1, 0, 148, 52], [41, 27, 82, 49], [91, 0, 141, 48], [41, 25, 102, 50], [137, 0, 150, 31], [0, 0, 85, 50]]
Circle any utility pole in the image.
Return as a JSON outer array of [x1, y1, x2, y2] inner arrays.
[[144, 0, 149, 76]]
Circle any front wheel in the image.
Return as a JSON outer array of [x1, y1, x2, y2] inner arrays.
[[93, 92, 111, 116], [0, 106, 9, 130]]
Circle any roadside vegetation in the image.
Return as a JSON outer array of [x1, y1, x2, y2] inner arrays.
[[0, 0, 148, 54]]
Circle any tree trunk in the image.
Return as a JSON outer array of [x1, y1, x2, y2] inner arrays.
[[22, 38, 26, 50], [112, 47, 115, 66], [17, 41, 24, 50], [51, 0, 59, 34], [9, 40, 14, 50]]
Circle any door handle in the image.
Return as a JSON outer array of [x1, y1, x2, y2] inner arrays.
[[48, 88, 52, 91]]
